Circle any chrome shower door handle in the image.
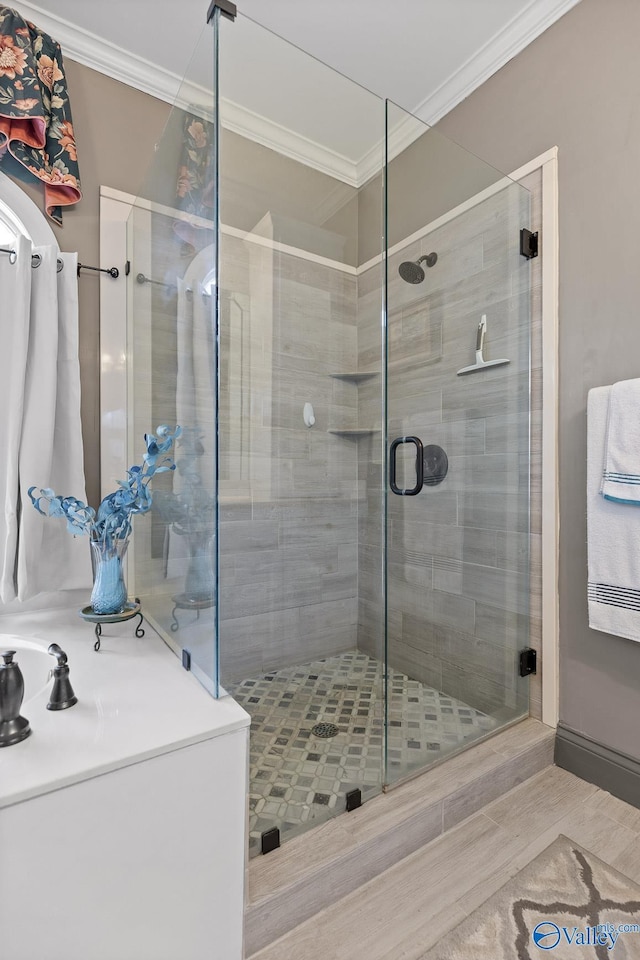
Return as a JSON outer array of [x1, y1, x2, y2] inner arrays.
[[389, 436, 424, 496]]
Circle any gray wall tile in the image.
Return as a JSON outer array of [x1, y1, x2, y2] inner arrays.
[[358, 177, 541, 713], [219, 178, 541, 727]]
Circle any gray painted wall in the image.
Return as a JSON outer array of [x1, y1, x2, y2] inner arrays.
[[358, 117, 505, 265], [436, 0, 640, 759], [221, 130, 361, 266]]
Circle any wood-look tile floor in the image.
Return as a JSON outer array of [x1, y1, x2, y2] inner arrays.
[[250, 765, 640, 960]]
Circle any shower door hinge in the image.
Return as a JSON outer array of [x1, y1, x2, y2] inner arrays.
[[207, 0, 236, 22], [261, 827, 280, 856], [346, 788, 362, 812], [520, 228, 539, 260], [519, 647, 537, 677]]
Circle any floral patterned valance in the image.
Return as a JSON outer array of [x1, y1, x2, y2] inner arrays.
[[0, 5, 81, 225]]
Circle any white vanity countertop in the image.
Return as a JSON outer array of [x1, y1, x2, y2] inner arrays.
[[0, 601, 249, 809]]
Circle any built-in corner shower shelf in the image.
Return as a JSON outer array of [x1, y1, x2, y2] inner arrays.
[[329, 373, 380, 438], [329, 372, 379, 384], [328, 429, 380, 439]]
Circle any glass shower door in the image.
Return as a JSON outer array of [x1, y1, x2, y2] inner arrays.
[[126, 19, 219, 696], [384, 101, 532, 786], [216, 11, 387, 855]]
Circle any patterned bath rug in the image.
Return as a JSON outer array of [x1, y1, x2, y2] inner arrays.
[[425, 835, 640, 959]]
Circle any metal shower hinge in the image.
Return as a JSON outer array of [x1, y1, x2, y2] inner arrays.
[[261, 827, 280, 855], [520, 228, 539, 259], [519, 648, 537, 677], [207, 0, 237, 22]]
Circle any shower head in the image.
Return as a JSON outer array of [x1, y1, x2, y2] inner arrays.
[[398, 260, 425, 284], [398, 252, 438, 284]]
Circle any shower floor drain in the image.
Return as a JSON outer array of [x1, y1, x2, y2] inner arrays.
[[311, 722, 340, 739]]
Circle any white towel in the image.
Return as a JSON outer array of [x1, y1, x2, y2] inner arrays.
[[588, 386, 640, 641], [601, 378, 640, 504]]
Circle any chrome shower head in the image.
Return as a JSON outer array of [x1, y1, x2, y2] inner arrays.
[[398, 252, 437, 284]]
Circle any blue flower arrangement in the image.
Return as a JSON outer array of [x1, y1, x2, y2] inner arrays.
[[29, 425, 181, 615], [29, 425, 181, 545]]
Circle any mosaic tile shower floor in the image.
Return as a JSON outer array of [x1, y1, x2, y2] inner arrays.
[[229, 652, 498, 856]]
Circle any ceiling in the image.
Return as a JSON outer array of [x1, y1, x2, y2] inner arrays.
[[10, 0, 580, 183], [13, 0, 580, 116], [235, 0, 578, 119]]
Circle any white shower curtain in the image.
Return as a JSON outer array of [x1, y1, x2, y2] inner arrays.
[[0, 239, 90, 602], [176, 274, 216, 494], [165, 272, 216, 580]]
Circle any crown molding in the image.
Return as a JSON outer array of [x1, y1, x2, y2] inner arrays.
[[355, 111, 425, 186], [13, 1, 360, 183], [14, 0, 578, 188], [220, 99, 358, 187], [411, 0, 582, 126]]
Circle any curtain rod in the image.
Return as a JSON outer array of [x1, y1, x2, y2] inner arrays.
[[0, 247, 120, 278], [136, 272, 211, 298], [77, 262, 120, 279]]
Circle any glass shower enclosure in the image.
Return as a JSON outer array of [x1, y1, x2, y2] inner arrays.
[[125, 4, 532, 856]]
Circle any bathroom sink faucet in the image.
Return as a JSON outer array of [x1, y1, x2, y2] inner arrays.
[[47, 644, 78, 711], [0, 643, 78, 746], [0, 650, 31, 746]]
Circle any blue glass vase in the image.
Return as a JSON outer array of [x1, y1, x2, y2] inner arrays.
[[183, 531, 215, 602], [90, 539, 129, 615]]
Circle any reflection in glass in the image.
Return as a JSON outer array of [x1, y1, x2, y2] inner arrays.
[[127, 18, 218, 695], [217, 11, 386, 855]]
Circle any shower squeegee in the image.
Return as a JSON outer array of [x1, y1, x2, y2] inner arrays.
[[456, 315, 510, 375]]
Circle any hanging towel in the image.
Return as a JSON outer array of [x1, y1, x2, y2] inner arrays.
[[601, 378, 640, 504], [0, 5, 81, 224], [588, 386, 640, 642]]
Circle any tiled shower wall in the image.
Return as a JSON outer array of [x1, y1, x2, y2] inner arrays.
[[219, 233, 362, 682], [358, 179, 543, 719], [218, 176, 542, 719]]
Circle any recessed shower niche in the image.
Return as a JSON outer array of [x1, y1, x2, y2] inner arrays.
[[125, 5, 535, 856]]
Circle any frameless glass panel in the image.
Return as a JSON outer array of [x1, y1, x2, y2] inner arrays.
[[217, 12, 385, 855], [126, 20, 218, 696], [384, 101, 531, 787]]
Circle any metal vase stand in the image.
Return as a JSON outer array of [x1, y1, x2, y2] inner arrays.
[[170, 594, 214, 633], [79, 599, 145, 652]]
